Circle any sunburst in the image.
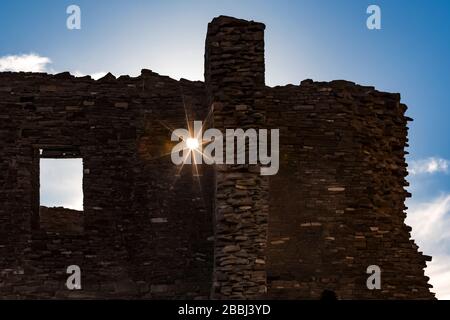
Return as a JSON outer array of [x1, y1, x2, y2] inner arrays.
[[146, 86, 214, 200]]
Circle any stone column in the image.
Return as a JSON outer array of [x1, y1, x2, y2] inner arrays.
[[204, 16, 268, 299]]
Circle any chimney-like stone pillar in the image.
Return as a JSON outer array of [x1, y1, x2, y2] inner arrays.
[[205, 16, 268, 299]]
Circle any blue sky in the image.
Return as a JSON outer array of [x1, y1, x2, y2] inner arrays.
[[1, 0, 449, 298]]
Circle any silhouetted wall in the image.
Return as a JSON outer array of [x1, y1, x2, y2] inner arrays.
[[0, 70, 214, 299], [0, 15, 433, 299], [265, 81, 432, 299]]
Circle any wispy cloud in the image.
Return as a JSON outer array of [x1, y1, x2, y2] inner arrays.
[[409, 157, 449, 175], [0, 53, 51, 72], [0, 53, 107, 80], [406, 194, 450, 299], [426, 255, 450, 300]]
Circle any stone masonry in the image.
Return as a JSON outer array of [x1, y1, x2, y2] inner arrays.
[[0, 16, 434, 299]]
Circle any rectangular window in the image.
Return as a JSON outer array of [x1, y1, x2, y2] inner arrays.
[[35, 147, 84, 233]]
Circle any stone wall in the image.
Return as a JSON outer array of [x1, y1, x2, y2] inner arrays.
[[39, 207, 84, 234], [0, 15, 434, 299], [0, 70, 214, 299], [265, 81, 432, 299]]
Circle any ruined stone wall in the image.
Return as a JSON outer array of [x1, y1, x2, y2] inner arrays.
[[0, 71, 214, 299], [0, 15, 433, 300], [203, 16, 432, 299], [39, 207, 84, 233], [265, 81, 433, 299]]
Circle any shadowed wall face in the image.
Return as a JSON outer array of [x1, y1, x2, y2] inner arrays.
[[265, 82, 433, 299], [0, 16, 434, 299], [0, 71, 214, 299]]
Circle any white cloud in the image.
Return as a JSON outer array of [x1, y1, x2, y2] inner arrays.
[[426, 255, 450, 300], [0, 53, 107, 80], [409, 157, 449, 175], [406, 194, 450, 299], [0, 53, 51, 72]]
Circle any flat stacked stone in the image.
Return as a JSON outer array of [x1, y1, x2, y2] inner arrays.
[[0, 15, 434, 300], [205, 16, 268, 299]]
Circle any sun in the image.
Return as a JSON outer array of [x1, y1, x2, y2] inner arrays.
[[186, 137, 200, 150]]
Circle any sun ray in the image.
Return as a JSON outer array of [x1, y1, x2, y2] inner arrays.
[[159, 89, 218, 210], [179, 86, 192, 136]]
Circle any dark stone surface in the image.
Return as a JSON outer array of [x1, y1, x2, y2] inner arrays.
[[0, 15, 433, 299]]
